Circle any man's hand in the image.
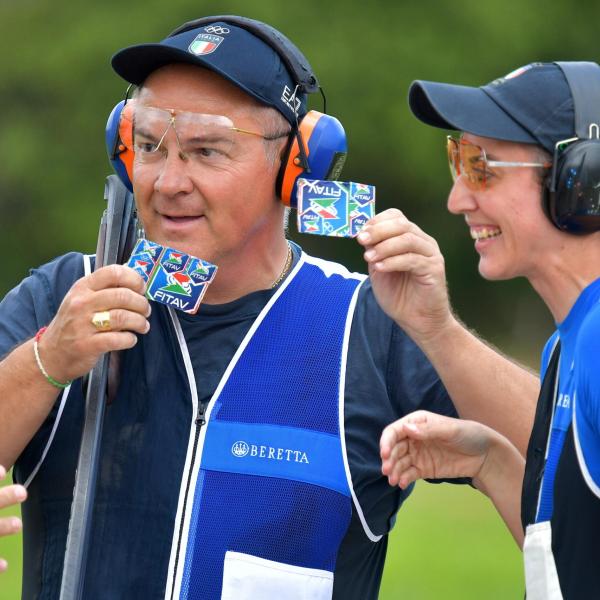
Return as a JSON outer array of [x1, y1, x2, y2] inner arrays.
[[0, 465, 27, 573], [357, 209, 453, 344], [36, 265, 151, 384], [0, 264, 152, 468], [380, 410, 490, 489]]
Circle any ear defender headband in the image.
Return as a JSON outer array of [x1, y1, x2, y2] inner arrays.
[[106, 16, 348, 207], [545, 61, 600, 234]]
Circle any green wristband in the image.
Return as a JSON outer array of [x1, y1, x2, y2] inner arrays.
[[33, 328, 72, 390]]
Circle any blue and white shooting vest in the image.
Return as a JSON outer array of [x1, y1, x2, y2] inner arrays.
[[165, 254, 366, 600]]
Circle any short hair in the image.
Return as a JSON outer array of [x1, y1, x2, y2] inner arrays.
[[533, 145, 553, 185], [257, 105, 291, 165]]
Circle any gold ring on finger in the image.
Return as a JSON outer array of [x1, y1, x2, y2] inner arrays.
[[91, 310, 111, 332]]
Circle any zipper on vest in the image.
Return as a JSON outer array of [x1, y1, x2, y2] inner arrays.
[[169, 402, 206, 600], [195, 403, 206, 426]]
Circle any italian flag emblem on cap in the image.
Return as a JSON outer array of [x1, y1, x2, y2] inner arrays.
[[189, 33, 223, 56]]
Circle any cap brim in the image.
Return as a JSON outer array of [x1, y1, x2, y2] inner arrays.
[[111, 44, 269, 112], [408, 80, 538, 145], [112, 44, 209, 85]]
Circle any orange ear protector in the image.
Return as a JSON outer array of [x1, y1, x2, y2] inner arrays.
[[106, 99, 135, 193], [277, 110, 347, 207], [107, 16, 348, 206], [107, 99, 347, 208]]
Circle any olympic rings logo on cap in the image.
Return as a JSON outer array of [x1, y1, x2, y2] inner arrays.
[[204, 25, 230, 35]]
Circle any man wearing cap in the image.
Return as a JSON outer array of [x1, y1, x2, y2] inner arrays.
[[0, 16, 537, 599], [378, 61, 600, 599]]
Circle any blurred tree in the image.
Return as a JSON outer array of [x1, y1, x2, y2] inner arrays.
[[4, 0, 599, 597], [3, 0, 597, 358]]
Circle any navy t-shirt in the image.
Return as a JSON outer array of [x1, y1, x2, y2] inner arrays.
[[0, 245, 459, 599]]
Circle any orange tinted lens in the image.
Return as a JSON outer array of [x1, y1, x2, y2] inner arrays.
[[459, 141, 487, 189], [446, 137, 460, 181]]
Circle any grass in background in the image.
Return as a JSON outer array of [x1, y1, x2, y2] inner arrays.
[[380, 482, 523, 599], [0, 475, 522, 599]]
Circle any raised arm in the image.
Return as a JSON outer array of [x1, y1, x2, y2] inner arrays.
[[380, 410, 525, 546], [358, 209, 539, 455], [0, 265, 150, 469]]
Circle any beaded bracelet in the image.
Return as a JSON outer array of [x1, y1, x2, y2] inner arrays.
[[33, 327, 72, 390]]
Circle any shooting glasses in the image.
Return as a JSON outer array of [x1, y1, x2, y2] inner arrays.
[[119, 102, 289, 168], [447, 136, 551, 190]]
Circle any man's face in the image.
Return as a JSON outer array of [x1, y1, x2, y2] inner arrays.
[[446, 134, 559, 282], [132, 64, 286, 264]]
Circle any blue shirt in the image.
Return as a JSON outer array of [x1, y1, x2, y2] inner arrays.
[[537, 277, 600, 521], [0, 246, 459, 599]]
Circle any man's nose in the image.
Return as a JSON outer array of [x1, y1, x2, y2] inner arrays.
[[154, 144, 194, 197]]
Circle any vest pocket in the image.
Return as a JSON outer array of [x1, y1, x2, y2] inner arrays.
[[221, 550, 334, 600], [523, 521, 563, 600]]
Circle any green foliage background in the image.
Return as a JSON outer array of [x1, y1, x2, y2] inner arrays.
[[2, 0, 598, 597], [3, 0, 584, 362]]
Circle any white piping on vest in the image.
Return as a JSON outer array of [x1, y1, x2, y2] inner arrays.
[[572, 393, 600, 499], [164, 305, 200, 599], [334, 272, 381, 542], [23, 253, 94, 488], [165, 253, 306, 599]]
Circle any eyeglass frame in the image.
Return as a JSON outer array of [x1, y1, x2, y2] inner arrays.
[[120, 101, 291, 163], [446, 135, 552, 189]]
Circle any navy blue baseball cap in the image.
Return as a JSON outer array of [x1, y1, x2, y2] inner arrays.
[[408, 62, 576, 154], [111, 16, 310, 126]]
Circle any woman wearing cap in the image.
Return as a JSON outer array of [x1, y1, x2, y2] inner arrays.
[[373, 62, 600, 599]]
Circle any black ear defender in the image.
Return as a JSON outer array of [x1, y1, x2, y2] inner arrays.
[[545, 61, 600, 234]]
